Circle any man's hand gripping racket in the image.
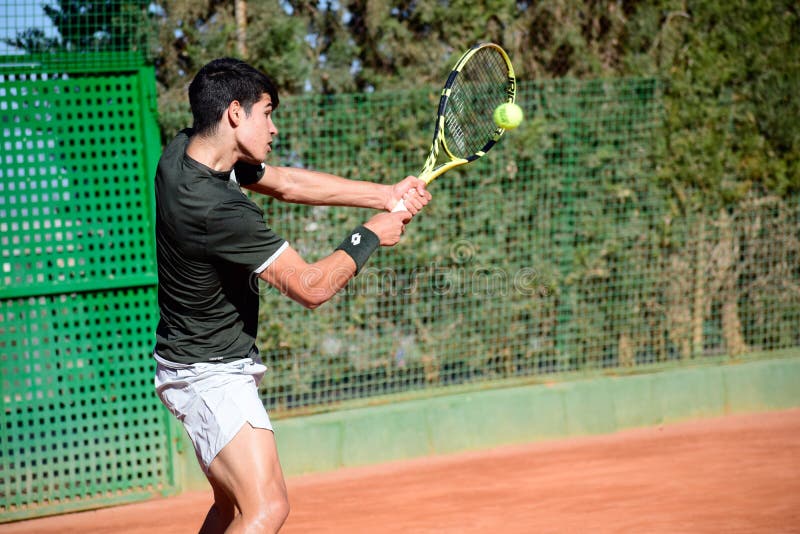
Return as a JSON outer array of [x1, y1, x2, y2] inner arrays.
[[393, 42, 518, 212]]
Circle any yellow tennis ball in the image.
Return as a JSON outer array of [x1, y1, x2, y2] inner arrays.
[[493, 102, 524, 129]]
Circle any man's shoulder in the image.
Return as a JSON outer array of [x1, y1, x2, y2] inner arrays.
[[157, 129, 192, 173], [156, 129, 229, 195]]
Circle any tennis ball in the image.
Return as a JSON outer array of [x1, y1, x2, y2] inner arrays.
[[493, 102, 524, 130]]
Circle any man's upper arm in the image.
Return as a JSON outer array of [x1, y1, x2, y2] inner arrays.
[[258, 245, 357, 309], [242, 165, 287, 198], [258, 246, 317, 307]]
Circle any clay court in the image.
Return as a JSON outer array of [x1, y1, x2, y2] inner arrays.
[[3, 408, 799, 533]]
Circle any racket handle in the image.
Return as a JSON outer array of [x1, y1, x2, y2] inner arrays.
[[391, 198, 408, 213]]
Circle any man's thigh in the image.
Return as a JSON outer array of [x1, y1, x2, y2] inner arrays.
[[208, 424, 288, 512]]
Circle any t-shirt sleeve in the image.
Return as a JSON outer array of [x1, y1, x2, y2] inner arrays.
[[231, 161, 266, 186], [205, 198, 287, 272]]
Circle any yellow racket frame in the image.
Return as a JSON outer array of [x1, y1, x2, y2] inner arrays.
[[392, 43, 516, 212], [419, 42, 517, 185]]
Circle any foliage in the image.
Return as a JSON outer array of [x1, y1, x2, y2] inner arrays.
[[127, 0, 799, 202], [251, 80, 799, 411], [624, 0, 800, 205], [6, 1, 797, 199]]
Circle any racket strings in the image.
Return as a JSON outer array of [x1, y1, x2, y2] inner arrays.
[[444, 48, 510, 158]]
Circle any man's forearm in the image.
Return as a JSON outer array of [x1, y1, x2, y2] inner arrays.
[[245, 165, 390, 210]]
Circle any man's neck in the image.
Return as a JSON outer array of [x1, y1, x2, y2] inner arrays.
[[186, 133, 237, 172]]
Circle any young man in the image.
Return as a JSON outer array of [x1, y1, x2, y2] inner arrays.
[[152, 58, 430, 533]]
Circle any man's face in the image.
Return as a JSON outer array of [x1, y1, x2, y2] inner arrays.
[[237, 93, 278, 163]]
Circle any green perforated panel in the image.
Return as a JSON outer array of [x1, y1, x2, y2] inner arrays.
[[0, 64, 165, 521], [0, 287, 168, 520], [0, 70, 157, 298]]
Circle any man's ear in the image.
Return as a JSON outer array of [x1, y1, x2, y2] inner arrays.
[[227, 100, 243, 127]]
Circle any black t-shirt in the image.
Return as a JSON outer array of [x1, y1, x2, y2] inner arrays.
[[153, 129, 287, 364]]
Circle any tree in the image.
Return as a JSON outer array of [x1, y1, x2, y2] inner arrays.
[[3, 28, 59, 54], [628, 0, 800, 203]]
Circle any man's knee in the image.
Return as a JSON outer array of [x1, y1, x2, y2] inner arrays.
[[268, 491, 290, 525], [247, 494, 290, 531]]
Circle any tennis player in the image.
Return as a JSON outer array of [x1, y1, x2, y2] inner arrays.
[[152, 58, 430, 533]]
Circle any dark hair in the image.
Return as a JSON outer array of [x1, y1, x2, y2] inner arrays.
[[188, 58, 280, 135]]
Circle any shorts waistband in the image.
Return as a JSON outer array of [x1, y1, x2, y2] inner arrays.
[[152, 352, 193, 369], [152, 352, 262, 371]]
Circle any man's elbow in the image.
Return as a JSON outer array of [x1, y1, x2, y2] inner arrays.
[[294, 291, 332, 310], [300, 299, 323, 310], [276, 185, 305, 204], [265, 174, 301, 203]]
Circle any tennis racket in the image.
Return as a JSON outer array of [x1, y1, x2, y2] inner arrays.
[[393, 42, 517, 212]]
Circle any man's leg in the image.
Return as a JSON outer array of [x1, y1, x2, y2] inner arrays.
[[207, 424, 290, 534], [198, 475, 237, 534]]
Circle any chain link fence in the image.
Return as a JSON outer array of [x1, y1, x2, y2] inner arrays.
[[258, 79, 800, 415]]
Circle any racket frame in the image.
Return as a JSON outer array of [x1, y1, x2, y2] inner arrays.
[[418, 42, 517, 185]]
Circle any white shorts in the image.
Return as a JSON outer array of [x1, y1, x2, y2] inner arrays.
[[153, 353, 273, 474]]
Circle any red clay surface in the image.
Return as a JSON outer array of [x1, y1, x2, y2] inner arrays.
[[3, 409, 799, 534]]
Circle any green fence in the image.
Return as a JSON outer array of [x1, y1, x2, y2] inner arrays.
[[0, 1, 168, 521], [257, 81, 800, 415]]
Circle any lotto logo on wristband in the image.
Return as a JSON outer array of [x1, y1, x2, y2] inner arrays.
[[337, 225, 379, 274]]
